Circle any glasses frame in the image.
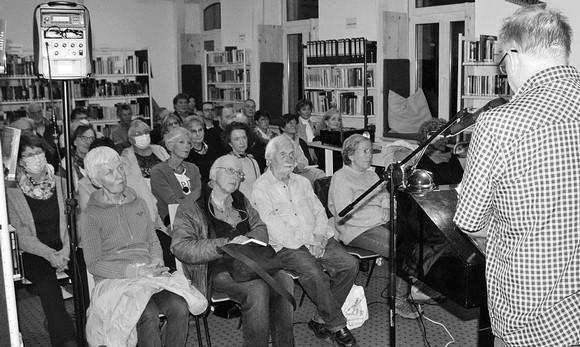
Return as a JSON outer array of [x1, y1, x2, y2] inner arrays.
[[215, 167, 245, 178], [77, 135, 96, 142], [498, 49, 518, 75]]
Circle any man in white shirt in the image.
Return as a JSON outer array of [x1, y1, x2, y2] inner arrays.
[[252, 135, 358, 347]]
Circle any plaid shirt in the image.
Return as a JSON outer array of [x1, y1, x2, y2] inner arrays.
[[454, 65, 580, 347]]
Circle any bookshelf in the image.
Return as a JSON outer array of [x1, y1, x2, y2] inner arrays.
[[303, 38, 377, 128], [204, 48, 251, 110], [457, 34, 511, 111], [71, 48, 153, 130], [0, 53, 63, 123]]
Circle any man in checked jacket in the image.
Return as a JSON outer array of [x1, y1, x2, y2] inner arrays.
[[454, 6, 580, 347]]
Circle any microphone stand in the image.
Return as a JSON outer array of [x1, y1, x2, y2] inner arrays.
[[338, 109, 468, 347]]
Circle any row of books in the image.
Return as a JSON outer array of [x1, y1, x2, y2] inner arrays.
[[207, 49, 249, 65], [71, 79, 149, 98], [464, 74, 511, 96], [207, 86, 250, 102], [92, 54, 148, 75], [305, 90, 374, 115], [2, 54, 35, 76], [305, 67, 374, 89], [207, 68, 249, 84], [0, 79, 62, 102], [82, 103, 141, 120], [306, 38, 377, 65], [463, 35, 498, 63]]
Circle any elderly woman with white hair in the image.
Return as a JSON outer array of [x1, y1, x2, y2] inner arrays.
[[81, 146, 207, 347], [150, 126, 202, 228]]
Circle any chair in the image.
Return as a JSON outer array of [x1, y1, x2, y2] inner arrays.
[[313, 176, 382, 288]]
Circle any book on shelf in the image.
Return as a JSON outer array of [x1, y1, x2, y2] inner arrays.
[[465, 74, 510, 96], [9, 226, 22, 280], [306, 38, 377, 65], [479, 35, 498, 62]]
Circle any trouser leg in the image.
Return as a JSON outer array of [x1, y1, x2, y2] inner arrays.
[[151, 290, 190, 347]]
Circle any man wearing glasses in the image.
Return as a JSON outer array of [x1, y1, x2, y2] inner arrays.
[[455, 7, 580, 347], [172, 154, 295, 347]]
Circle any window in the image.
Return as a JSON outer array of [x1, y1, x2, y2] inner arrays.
[[204, 3, 221, 31], [286, 0, 318, 22]]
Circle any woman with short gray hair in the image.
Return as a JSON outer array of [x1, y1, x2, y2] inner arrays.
[[81, 146, 207, 347]]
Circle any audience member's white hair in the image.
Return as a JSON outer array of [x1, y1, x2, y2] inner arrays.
[[265, 134, 293, 162], [209, 155, 242, 181], [84, 147, 121, 184], [164, 126, 190, 150]]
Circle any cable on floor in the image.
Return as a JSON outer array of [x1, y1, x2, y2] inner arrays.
[[422, 313, 456, 347]]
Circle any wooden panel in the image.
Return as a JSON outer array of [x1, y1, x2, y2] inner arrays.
[[181, 33, 204, 65], [181, 64, 203, 106], [257, 25, 283, 63], [383, 11, 408, 59], [259, 62, 283, 125]]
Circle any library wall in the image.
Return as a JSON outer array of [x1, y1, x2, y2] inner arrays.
[[0, 0, 179, 110]]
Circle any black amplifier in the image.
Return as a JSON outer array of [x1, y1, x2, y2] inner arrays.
[[320, 128, 375, 146]]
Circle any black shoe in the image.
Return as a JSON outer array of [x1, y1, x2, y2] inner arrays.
[[307, 320, 333, 344], [331, 327, 357, 347]]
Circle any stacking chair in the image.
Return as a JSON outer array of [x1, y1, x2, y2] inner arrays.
[[313, 176, 382, 288]]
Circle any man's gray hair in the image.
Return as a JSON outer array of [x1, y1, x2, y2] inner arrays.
[[499, 6, 572, 62], [265, 135, 293, 161], [84, 146, 121, 184], [209, 154, 242, 181]]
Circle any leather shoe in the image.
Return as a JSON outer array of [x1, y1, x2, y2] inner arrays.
[[307, 320, 328, 338], [331, 327, 357, 347]]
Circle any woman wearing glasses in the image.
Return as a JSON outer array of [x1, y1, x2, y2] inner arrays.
[[6, 135, 77, 346], [61, 124, 96, 193], [151, 126, 202, 228]]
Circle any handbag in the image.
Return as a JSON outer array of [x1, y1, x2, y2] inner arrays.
[[219, 242, 296, 310]]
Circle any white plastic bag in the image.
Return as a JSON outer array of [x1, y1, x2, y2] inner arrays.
[[341, 284, 369, 330]]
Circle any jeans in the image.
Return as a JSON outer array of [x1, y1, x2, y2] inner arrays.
[[136, 290, 190, 347], [22, 252, 77, 346], [349, 225, 411, 298], [212, 270, 295, 347], [277, 238, 359, 332]]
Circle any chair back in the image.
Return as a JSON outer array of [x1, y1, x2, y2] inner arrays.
[[313, 176, 333, 218]]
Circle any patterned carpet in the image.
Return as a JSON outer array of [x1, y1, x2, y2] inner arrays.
[[14, 264, 490, 346]]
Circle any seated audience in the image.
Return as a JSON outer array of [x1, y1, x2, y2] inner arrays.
[[201, 101, 219, 130], [109, 103, 133, 149], [242, 98, 257, 123], [279, 113, 325, 185], [81, 147, 206, 347], [328, 134, 419, 319], [210, 104, 237, 154], [150, 109, 173, 146], [58, 107, 104, 154], [222, 122, 262, 198], [173, 93, 190, 122], [295, 99, 319, 163], [416, 118, 464, 185], [252, 135, 358, 347], [172, 155, 294, 347], [10, 116, 59, 169], [187, 96, 202, 116], [158, 113, 183, 148], [6, 135, 77, 347], [151, 126, 202, 229], [184, 115, 221, 183], [78, 137, 119, 211], [313, 108, 344, 173], [254, 110, 277, 144], [61, 124, 96, 192]]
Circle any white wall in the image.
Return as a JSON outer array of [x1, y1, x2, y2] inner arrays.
[[318, 0, 380, 41], [0, 0, 179, 109]]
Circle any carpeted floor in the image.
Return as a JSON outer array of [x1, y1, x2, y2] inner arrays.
[[14, 264, 491, 346]]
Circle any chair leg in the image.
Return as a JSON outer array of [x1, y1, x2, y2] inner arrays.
[[365, 259, 378, 288], [194, 315, 203, 347], [203, 313, 211, 347]]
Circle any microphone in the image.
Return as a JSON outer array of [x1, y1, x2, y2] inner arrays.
[[444, 97, 508, 137]]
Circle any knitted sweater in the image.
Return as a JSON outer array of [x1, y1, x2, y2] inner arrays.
[[80, 187, 164, 282], [328, 165, 390, 244]]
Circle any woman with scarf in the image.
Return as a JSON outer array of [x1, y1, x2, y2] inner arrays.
[[6, 135, 77, 347]]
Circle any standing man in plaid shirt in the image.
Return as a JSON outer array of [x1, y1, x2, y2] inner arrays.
[[454, 6, 580, 347]]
